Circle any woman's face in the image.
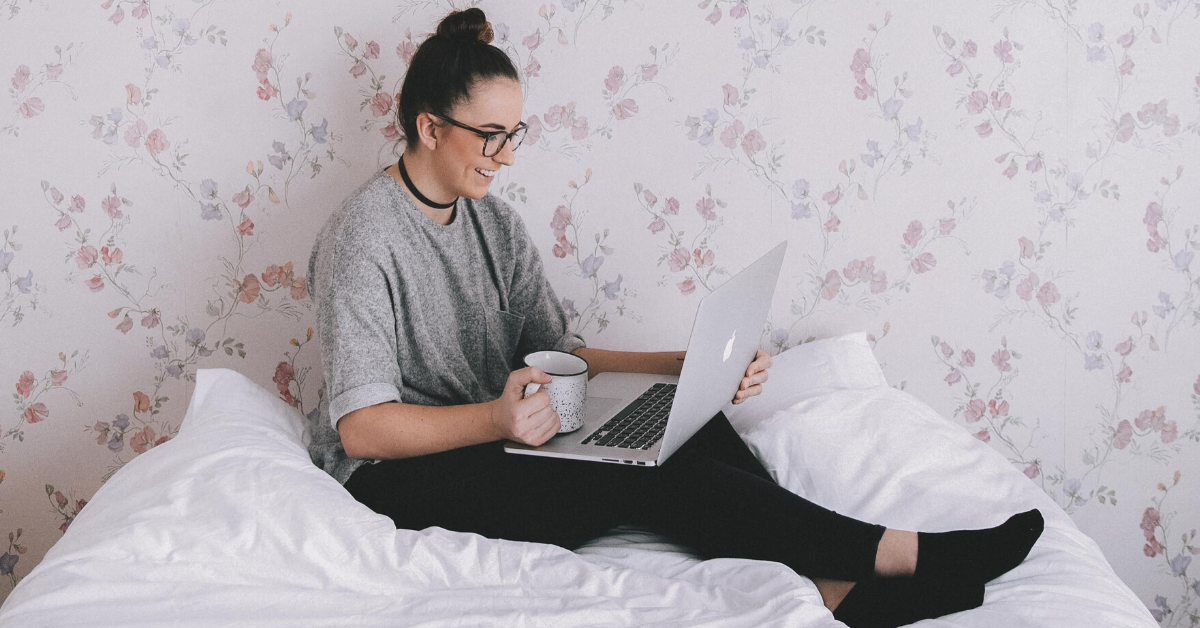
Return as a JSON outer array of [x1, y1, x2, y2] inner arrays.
[[430, 78, 524, 200]]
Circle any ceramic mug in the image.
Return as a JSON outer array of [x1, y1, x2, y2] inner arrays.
[[522, 350, 589, 433]]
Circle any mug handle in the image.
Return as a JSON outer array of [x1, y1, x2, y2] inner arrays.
[[523, 382, 542, 398]]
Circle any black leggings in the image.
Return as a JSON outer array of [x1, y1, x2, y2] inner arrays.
[[344, 412, 886, 583]]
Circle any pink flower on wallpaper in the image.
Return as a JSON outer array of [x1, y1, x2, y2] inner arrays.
[[1023, 462, 1040, 479], [124, 118, 147, 148], [903, 220, 924, 247], [397, 41, 417, 65], [239, 274, 261, 304], [973, 429, 991, 443], [523, 30, 543, 51], [945, 369, 962, 385], [824, 213, 841, 233], [988, 399, 1009, 417], [381, 124, 401, 142], [348, 61, 367, 78], [341, 33, 357, 51], [257, 80, 273, 101], [1018, 237, 1035, 258], [696, 197, 717, 221], [115, 315, 133, 334], [18, 97, 44, 118], [1118, 59, 1134, 76], [1112, 419, 1132, 449], [274, 361, 297, 406], [1115, 337, 1134, 356], [992, 349, 1012, 372], [1194, 374, 1200, 396], [145, 128, 169, 157], [11, 65, 30, 92], [1002, 160, 1018, 179], [523, 115, 542, 145], [102, 195, 123, 219], [729, 1, 747, 18], [993, 40, 1014, 63], [975, 121, 993, 138], [252, 49, 273, 81], [1143, 202, 1162, 229], [819, 270, 841, 300], [1016, 271, 1038, 301], [85, 276, 105, 292], [870, 271, 887, 293], [940, 341, 953, 358], [75, 245, 98, 269], [822, 186, 842, 206], [70, 195, 85, 212], [941, 32, 956, 48], [570, 114, 587, 139], [129, 426, 157, 454], [365, 40, 379, 59], [910, 252, 936, 273], [1116, 29, 1136, 48], [741, 129, 766, 156], [850, 48, 872, 100], [1115, 113, 1135, 143], [678, 278, 696, 295], [939, 218, 956, 235], [1117, 365, 1132, 383], [642, 189, 657, 206], [1036, 281, 1060, 307], [262, 262, 290, 287], [125, 83, 142, 105], [664, 197, 679, 215], [722, 83, 738, 107], [612, 99, 638, 120], [141, 310, 160, 328], [668, 247, 690, 272], [647, 217, 665, 234], [50, 369, 67, 386], [705, 7, 721, 25], [1160, 420, 1177, 443], [1026, 155, 1043, 172], [720, 120, 744, 149], [960, 349, 975, 367], [16, 371, 35, 398], [962, 40, 977, 57], [100, 246, 122, 265], [641, 64, 658, 81], [946, 60, 963, 76], [131, 1, 147, 19], [692, 248, 715, 267], [966, 91, 988, 114], [1135, 406, 1166, 432], [990, 91, 1011, 109], [108, 5, 124, 25], [604, 66, 625, 93], [552, 237, 574, 259], [550, 205, 571, 239], [233, 187, 254, 209], [238, 217, 254, 236], [291, 277, 308, 300], [23, 403, 48, 424], [370, 92, 392, 117]]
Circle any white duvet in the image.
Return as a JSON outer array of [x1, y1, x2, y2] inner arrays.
[[0, 334, 1156, 627]]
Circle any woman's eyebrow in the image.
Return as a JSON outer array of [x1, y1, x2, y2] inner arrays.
[[479, 121, 523, 131]]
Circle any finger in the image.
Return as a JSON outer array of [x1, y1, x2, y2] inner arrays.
[[518, 389, 552, 413], [531, 409, 561, 445]]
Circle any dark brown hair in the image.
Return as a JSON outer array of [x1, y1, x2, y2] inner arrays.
[[397, 9, 519, 145]]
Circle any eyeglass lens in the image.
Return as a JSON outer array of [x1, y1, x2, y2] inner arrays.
[[483, 126, 528, 157]]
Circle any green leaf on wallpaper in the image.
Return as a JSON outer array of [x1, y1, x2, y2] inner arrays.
[[40, 180, 48, 192], [334, 26, 343, 38], [1083, 450, 1095, 465]]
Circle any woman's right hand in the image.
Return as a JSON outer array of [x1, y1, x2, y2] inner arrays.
[[489, 366, 561, 445]]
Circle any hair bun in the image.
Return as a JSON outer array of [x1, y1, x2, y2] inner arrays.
[[435, 8, 494, 44]]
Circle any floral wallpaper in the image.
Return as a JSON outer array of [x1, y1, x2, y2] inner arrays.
[[1, 0, 1199, 619]]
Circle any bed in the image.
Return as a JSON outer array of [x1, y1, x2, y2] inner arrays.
[[0, 333, 1156, 627]]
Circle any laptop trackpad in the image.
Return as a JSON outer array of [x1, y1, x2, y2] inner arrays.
[[585, 396, 622, 423]]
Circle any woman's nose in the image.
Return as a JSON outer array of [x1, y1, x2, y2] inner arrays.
[[493, 140, 516, 166]]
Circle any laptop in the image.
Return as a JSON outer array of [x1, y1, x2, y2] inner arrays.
[[504, 240, 787, 466]]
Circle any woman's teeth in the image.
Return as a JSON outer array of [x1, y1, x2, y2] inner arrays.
[[476, 168, 497, 177]]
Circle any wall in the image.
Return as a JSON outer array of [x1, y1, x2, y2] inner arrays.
[[1, 0, 1198, 617]]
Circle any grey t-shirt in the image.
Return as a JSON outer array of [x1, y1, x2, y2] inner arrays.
[[306, 169, 585, 484]]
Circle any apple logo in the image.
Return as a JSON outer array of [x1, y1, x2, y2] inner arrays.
[[722, 329, 736, 362]]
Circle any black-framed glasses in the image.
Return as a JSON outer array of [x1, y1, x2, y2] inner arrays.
[[433, 114, 528, 158]]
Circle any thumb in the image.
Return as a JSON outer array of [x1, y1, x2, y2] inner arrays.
[[515, 365, 552, 388]]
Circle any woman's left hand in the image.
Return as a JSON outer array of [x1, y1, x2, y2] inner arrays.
[[732, 350, 771, 404]]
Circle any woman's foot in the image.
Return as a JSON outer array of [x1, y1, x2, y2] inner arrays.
[[913, 508, 1044, 584], [831, 576, 985, 628]]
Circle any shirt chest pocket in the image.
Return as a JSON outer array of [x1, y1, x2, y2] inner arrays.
[[483, 308, 526, 396]]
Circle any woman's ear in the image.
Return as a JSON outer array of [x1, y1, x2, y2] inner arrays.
[[414, 112, 441, 151]]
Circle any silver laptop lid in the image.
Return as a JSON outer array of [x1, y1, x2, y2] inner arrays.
[[656, 241, 788, 463]]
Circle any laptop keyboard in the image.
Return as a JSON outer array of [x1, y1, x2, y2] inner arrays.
[[581, 383, 676, 450]]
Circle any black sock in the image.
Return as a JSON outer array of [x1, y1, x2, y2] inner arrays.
[[831, 576, 985, 628], [914, 508, 1044, 585]]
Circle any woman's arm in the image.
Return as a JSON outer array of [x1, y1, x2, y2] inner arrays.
[[573, 347, 772, 405]]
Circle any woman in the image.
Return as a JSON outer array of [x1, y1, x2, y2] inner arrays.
[[306, 9, 1043, 627]]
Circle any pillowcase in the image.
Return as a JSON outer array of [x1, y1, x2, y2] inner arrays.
[[722, 331, 888, 434]]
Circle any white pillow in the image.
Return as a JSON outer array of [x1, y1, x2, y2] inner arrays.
[[722, 331, 888, 433]]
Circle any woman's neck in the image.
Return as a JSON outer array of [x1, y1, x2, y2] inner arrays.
[[389, 150, 457, 225]]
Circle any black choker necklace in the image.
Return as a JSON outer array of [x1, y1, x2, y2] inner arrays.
[[397, 157, 457, 210]]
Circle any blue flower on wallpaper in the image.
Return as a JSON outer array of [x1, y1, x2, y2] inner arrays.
[[861, 140, 883, 167], [771, 327, 788, 345], [792, 179, 810, 198], [311, 118, 328, 144], [1034, 190, 1051, 203], [1152, 292, 1175, 319], [580, 254, 604, 278], [106, 108, 122, 124], [269, 141, 289, 169], [561, 297, 578, 318], [602, 274, 623, 300], [200, 179, 218, 201], [1087, 23, 1105, 42], [155, 54, 169, 69], [739, 36, 755, 50], [185, 327, 206, 345], [108, 434, 123, 452], [982, 261, 1016, 299], [0, 251, 11, 270], [1173, 250, 1193, 271], [1087, 46, 1106, 62], [1086, 330, 1103, 350], [285, 98, 307, 122], [881, 97, 903, 120], [112, 414, 130, 430], [494, 23, 510, 42], [791, 202, 811, 219], [771, 18, 790, 37], [906, 117, 923, 142], [141, 36, 157, 50], [1084, 354, 1104, 371], [172, 18, 190, 37], [562, 0, 579, 11], [151, 345, 169, 359], [16, 271, 32, 294], [1151, 595, 1170, 622], [0, 553, 17, 577], [1170, 554, 1191, 577], [166, 364, 183, 379], [200, 202, 221, 220]]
